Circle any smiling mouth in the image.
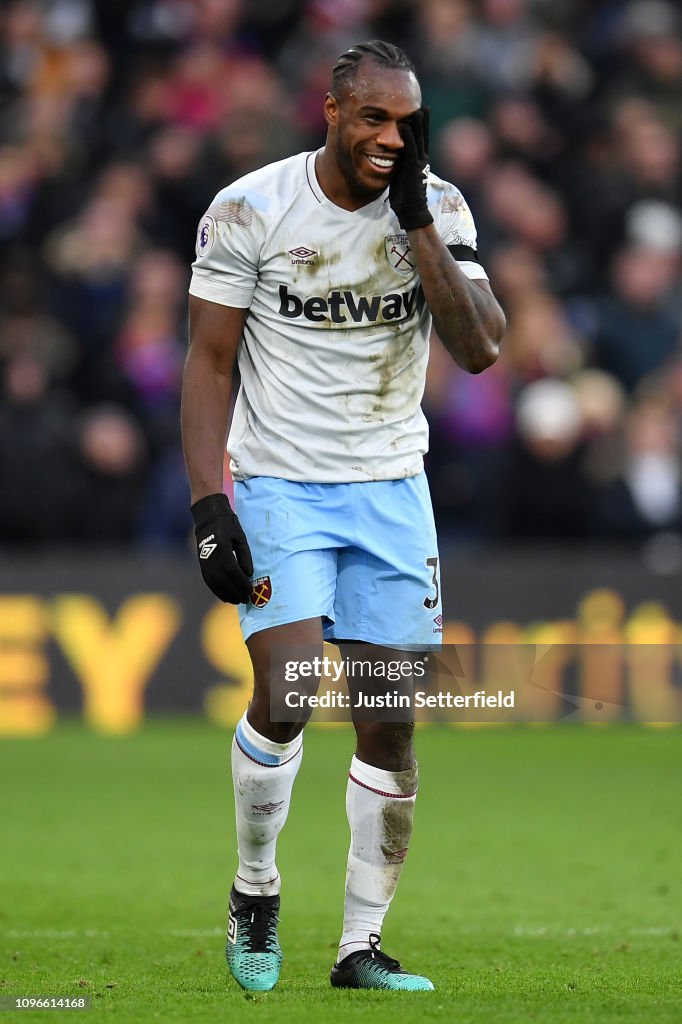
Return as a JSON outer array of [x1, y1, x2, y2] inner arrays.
[[365, 154, 397, 172]]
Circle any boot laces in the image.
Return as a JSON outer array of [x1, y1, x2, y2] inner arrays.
[[368, 932, 401, 972], [240, 901, 278, 953]]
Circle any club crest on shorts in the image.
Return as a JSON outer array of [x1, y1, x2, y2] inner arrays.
[[250, 576, 272, 608], [385, 234, 414, 276]]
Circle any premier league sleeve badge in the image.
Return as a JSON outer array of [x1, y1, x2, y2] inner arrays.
[[196, 215, 216, 258]]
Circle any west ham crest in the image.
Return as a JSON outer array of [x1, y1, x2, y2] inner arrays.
[[385, 234, 414, 276], [250, 576, 273, 608]]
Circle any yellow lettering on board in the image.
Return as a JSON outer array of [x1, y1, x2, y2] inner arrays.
[[202, 603, 253, 727], [52, 595, 180, 733], [626, 602, 681, 726], [0, 596, 55, 736]]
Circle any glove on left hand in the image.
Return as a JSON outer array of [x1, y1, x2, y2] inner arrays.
[[389, 107, 433, 231]]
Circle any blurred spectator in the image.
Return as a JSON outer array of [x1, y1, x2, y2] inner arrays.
[[471, 0, 540, 93], [138, 448, 192, 547], [587, 244, 680, 391], [436, 116, 495, 229], [501, 289, 584, 383], [496, 378, 597, 539], [572, 367, 627, 442], [415, 0, 489, 131], [165, 43, 229, 131], [113, 248, 186, 447], [597, 391, 682, 539], [0, 351, 72, 544], [531, 29, 594, 119], [0, 2, 48, 101], [482, 161, 591, 292], [144, 126, 207, 254], [614, 102, 681, 203], [0, 143, 39, 244], [0, 259, 76, 381], [204, 59, 302, 181], [42, 192, 147, 402], [488, 94, 561, 172], [611, 1, 682, 129], [55, 404, 148, 544], [425, 332, 513, 538], [487, 241, 547, 307]]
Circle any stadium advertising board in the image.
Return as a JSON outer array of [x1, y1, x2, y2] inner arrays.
[[0, 551, 681, 735]]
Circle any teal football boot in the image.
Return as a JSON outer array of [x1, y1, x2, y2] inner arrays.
[[226, 886, 282, 991], [330, 934, 434, 991]]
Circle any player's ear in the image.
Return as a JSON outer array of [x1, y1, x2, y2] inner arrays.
[[323, 92, 339, 128]]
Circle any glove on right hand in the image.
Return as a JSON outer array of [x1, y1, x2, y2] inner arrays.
[[191, 493, 253, 604]]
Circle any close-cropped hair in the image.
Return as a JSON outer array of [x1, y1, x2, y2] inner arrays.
[[330, 40, 416, 96]]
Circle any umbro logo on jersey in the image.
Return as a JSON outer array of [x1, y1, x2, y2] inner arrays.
[[288, 246, 318, 265], [278, 284, 423, 325], [199, 536, 217, 559]]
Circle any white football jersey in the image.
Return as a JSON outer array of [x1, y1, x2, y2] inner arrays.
[[189, 151, 488, 483]]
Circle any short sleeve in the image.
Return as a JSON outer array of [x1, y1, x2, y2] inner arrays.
[[189, 189, 267, 308], [430, 181, 489, 282]]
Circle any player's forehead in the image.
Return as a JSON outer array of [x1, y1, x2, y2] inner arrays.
[[342, 60, 421, 117]]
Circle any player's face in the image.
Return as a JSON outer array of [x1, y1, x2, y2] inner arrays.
[[325, 62, 422, 201]]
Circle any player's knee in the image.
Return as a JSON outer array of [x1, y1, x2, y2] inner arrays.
[[249, 668, 314, 743], [354, 720, 414, 771], [247, 701, 306, 744]]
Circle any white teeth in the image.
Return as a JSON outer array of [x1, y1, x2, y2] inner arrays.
[[367, 156, 395, 168]]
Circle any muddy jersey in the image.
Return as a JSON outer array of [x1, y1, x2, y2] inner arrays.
[[189, 150, 488, 482]]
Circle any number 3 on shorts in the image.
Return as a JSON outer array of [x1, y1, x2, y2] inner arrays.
[[423, 556, 439, 610]]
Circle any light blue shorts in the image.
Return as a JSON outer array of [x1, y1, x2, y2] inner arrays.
[[234, 473, 442, 649]]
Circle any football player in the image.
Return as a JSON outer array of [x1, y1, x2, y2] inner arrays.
[[182, 39, 505, 992]]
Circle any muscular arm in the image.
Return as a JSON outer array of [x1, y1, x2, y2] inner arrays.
[[407, 224, 505, 374], [181, 294, 247, 504]]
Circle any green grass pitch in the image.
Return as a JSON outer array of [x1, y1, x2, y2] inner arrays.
[[1, 722, 681, 1023]]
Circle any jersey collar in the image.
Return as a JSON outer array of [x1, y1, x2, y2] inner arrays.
[[306, 151, 390, 217]]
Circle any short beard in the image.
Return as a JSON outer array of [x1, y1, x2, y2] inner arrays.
[[335, 132, 378, 201]]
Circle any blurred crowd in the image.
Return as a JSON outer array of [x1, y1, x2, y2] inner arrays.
[[0, 0, 681, 550]]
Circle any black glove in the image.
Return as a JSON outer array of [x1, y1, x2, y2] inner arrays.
[[389, 107, 433, 232], [191, 493, 253, 604]]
